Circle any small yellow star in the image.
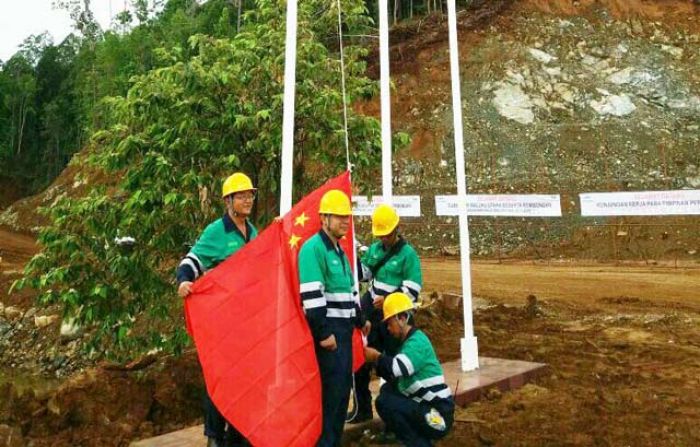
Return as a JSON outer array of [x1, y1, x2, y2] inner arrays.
[[294, 212, 310, 227], [288, 234, 302, 249]]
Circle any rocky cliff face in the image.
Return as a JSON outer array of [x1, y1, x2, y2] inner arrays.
[[360, 2, 699, 261]]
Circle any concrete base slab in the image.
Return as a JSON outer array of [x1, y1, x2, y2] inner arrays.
[[343, 356, 547, 441], [446, 357, 548, 406], [131, 425, 204, 447], [131, 357, 547, 446]]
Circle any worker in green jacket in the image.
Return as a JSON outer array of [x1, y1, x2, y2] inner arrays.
[[298, 189, 369, 447], [364, 292, 454, 447], [348, 204, 423, 424], [176, 172, 257, 447]]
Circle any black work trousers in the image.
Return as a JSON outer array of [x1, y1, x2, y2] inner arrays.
[[375, 384, 454, 447], [315, 321, 353, 447]]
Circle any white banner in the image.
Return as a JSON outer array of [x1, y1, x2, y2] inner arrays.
[[435, 194, 562, 217], [580, 190, 700, 216], [353, 195, 421, 217]]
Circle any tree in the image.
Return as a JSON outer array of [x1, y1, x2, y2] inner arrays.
[[53, 0, 102, 41], [0, 34, 83, 189], [1, 55, 37, 156]]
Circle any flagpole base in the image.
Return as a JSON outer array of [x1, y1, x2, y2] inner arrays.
[[460, 336, 479, 372]]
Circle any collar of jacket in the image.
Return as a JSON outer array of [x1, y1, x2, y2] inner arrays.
[[401, 326, 418, 344], [222, 213, 252, 242], [318, 229, 343, 253]]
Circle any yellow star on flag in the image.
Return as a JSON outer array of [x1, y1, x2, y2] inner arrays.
[[294, 212, 309, 227], [288, 234, 302, 249]]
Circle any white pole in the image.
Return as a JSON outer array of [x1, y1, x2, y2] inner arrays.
[[276, 0, 299, 391], [446, 0, 478, 371], [280, 0, 298, 215], [379, 0, 392, 202]]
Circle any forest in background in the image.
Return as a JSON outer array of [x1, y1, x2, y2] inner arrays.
[[0, 0, 464, 195]]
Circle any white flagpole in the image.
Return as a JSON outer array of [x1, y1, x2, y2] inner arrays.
[[379, 0, 392, 202], [276, 0, 298, 391], [446, 0, 479, 371], [280, 0, 298, 215]]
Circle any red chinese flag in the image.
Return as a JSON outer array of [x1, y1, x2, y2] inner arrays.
[[279, 172, 365, 373], [184, 171, 364, 447]]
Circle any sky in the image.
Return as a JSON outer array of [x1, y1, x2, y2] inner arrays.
[[0, 0, 117, 62]]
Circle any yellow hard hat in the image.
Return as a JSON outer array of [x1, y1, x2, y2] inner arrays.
[[319, 189, 352, 216], [383, 292, 414, 321], [372, 204, 400, 236], [222, 172, 256, 198]]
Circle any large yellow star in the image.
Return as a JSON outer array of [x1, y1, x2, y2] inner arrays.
[[288, 234, 302, 249], [294, 212, 310, 227]]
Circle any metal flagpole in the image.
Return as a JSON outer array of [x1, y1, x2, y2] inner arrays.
[[446, 0, 479, 371], [276, 0, 299, 392], [280, 0, 298, 215]]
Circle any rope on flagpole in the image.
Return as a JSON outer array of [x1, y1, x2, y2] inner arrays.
[[337, 0, 365, 423], [336, 0, 351, 172]]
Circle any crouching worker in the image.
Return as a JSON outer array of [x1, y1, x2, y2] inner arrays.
[[363, 292, 454, 447]]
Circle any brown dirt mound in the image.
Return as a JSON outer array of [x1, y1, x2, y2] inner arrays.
[[0, 352, 204, 447], [518, 0, 698, 22], [0, 176, 26, 210], [0, 153, 108, 235], [365, 0, 515, 79], [0, 228, 37, 307]]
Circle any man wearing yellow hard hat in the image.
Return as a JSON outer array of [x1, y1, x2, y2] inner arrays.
[[364, 292, 454, 446], [176, 172, 257, 447], [348, 203, 423, 424], [298, 189, 369, 447]]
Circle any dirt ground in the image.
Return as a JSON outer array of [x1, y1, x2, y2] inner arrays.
[[423, 258, 700, 309], [415, 258, 700, 447], [0, 228, 36, 307], [3, 225, 700, 446], [348, 258, 700, 446]]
